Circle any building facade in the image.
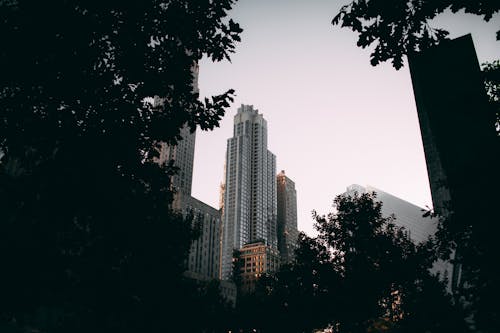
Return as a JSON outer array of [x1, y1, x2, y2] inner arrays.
[[277, 170, 299, 264], [408, 34, 498, 291], [346, 184, 437, 244], [153, 63, 223, 282], [182, 195, 221, 281], [155, 63, 199, 198], [158, 127, 196, 197], [221, 105, 277, 280], [345, 184, 450, 283], [238, 240, 280, 293]]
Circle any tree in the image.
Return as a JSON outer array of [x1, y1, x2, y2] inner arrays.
[[482, 60, 500, 132], [332, 0, 500, 69], [0, 1, 242, 332], [252, 192, 468, 333], [333, 3, 500, 331]]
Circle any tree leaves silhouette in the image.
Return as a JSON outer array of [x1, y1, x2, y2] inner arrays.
[[0, 1, 242, 332], [332, 0, 499, 69], [247, 192, 468, 333]]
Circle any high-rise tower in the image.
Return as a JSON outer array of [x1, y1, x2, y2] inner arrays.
[[221, 104, 277, 280], [156, 63, 199, 198], [154, 64, 221, 282], [345, 185, 438, 244], [408, 34, 498, 292], [158, 127, 196, 197], [344, 184, 452, 289], [277, 170, 299, 264]]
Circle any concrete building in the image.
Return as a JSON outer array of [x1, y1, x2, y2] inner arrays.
[[154, 63, 199, 198], [153, 63, 223, 282], [277, 170, 299, 264], [238, 240, 280, 293], [182, 195, 221, 281], [158, 126, 196, 197], [221, 104, 278, 280], [408, 34, 496, 216], [346, 184, 437, 244], [345, 185, 450, 283]]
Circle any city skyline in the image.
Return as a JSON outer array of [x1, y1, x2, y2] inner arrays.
[[192, 0, 500, 236], [4, 1, 496, 331]]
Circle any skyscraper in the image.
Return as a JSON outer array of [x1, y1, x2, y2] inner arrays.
[[156, 63, 199, 198], [183, 195, 221, 281], [345, 184, 451, 286], [158, 127, 196, 197], [277, 170, 299, 264], [408, 34, 498, 291], [345, 185, 438, 244], [221, 105, 277, 280], [408, 34, 496, 216], [155, 63, 222, 282]]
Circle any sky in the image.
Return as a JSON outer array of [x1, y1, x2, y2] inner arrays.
[[191, 0, 500, 236]]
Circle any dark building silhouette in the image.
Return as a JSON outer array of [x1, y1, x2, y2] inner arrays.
[[408, 34, 499, 290]]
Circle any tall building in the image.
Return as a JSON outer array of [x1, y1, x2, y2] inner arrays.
[[221, 104, 277, 280], [158, 127, 196, 197], [408, 34, 496, 217], [154, 63, 222, 282], [277, 170, 299, 264], [183, 195, 221, 281], [156, 63, 199, 197], [346, 185, 438, 244], [408, 34, 498, 291], [345, 185, 451, 284]]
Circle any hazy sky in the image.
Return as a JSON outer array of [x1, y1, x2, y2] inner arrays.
[[191, 0, 500, 236]]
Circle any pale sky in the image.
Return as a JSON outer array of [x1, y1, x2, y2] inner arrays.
[[191, 0, 500, 236]]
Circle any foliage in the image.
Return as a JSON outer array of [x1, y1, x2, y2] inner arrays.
[[482, 60, 500, 132], [332, 0, 500, 69], [231, 248, 244, 288], [182, 279, 236, 332], [241, 192, 468, 333], [334, 3, 500, 330], [0, 0, 241, 332]]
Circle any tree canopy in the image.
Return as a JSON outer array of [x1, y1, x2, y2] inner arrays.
[[0, 1, 241, 332], [239, 192, 467, 333], [332, 0, 500, 69], [482, 60, 500, 132], [333, 3, 500, 331]]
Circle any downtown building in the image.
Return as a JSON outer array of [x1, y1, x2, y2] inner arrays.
[[277, 170, 299, 264], [345, 185, 451, 284], [155, 63, 199, 199], [408, 34, 498, 292], [237, 240, 280, 293], [221, 105, 278, 280], [345, 185, 438, 244], [155, 63, 222, 282]]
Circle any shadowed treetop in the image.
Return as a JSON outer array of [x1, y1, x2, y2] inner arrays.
[[332, 0, 499, 69], [0, 1, 242, 332]]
